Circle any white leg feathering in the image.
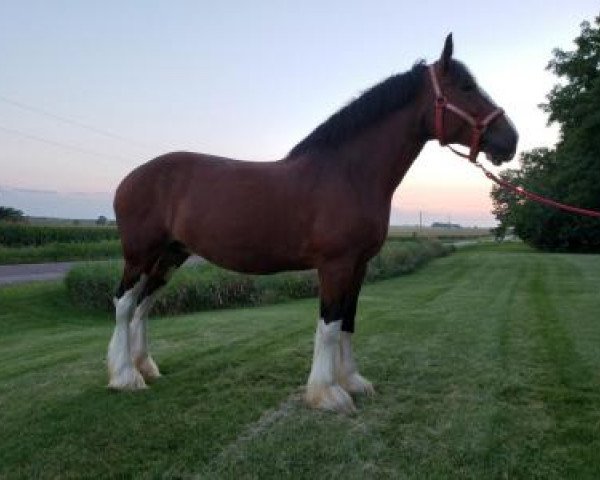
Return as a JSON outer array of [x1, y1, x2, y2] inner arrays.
[[305, 319, 356, 413], [337, 331, 375, 396], [107, 278, 147, 390], [130, 293, 161, 382]]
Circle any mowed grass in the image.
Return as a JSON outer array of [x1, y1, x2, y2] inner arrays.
[[1, 245, 600, 478]]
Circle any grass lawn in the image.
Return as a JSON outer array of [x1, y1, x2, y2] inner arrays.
[[1, 244, 599, 478]]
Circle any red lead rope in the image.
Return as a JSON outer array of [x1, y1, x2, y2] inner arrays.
[[473, 161, 600, 218], [427, 62, 600, 218]]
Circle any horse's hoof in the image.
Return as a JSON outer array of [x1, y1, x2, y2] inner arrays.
[[340, 373, 375, 396], [108, 367, 148, 391], [305, 383, 356, 414], [134, 355, 161, 382]]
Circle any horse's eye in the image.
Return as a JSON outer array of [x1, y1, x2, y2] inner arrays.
[[461, 83, 476, 93]]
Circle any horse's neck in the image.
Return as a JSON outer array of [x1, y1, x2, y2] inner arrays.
[[338, 105, 427, 201]]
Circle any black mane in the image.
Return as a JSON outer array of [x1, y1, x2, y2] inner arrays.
[[288, 61, 427, 157]]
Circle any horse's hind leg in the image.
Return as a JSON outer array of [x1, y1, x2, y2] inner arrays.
[[129, 290, 160, 382], [130, 243, 189, 382], [108, 263, 148, 390]]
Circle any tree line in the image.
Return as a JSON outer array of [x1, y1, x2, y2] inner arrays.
[[492, 16, 600, 252]]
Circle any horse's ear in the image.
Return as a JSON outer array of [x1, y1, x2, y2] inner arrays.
[[440, 33, 453, 72]]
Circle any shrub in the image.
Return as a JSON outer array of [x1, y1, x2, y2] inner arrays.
[[65, 260, 122, 310], [65, 239, 451, 315]]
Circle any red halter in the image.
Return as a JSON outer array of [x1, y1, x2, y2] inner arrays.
[[429, 63, 505, 163]]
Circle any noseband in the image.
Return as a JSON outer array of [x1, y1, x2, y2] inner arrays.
[[428, 64, 504, 162]]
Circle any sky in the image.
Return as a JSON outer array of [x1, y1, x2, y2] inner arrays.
[[0, 1, 598, 226]]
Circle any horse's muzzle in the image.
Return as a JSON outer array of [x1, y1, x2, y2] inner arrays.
[[482, 126, 518, 165]]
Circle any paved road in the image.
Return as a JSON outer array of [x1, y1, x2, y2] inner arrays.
[[0, 262, 75, 286], [0, 256, 205, 287]]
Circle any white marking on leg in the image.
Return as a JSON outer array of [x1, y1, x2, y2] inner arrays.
[[108, 276, 147, 390], [337, 331, 375, 396], [305, 319, 355, 413], [130, 293, 161, 381]]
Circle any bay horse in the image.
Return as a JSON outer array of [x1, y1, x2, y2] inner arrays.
[[109, 35, 518, 413]]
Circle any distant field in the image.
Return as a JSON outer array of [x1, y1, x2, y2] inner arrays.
[[1, 244, 598, 478], [0, 222, 119, 264], [389, 225, 492, 239], [0, 239, 121, 265], [0, 223, 118, 247], [26, 216, 116, 227]]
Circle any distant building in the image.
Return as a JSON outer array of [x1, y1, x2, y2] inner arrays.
[[431, 222, 462, 229]]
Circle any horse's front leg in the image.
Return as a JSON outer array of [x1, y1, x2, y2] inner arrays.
[[337, 264, 375, 396], [305, 260, 367, 413], [337, 332, 375, 396], [306, 317, 353, 413]]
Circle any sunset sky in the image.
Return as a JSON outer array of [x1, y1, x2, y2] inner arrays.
[[1, 1, 598, 225]]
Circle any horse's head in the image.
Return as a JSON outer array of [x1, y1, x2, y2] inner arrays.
[[425, 34, 518, 165]]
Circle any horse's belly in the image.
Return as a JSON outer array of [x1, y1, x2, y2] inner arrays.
[[184, 231, 311, 274], [199, 248, 310, 274]]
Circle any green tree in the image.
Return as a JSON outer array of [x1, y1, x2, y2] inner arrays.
[[492, 16, 600, 252], [542, 18, 600, 139], [0, 206, 25, 223]]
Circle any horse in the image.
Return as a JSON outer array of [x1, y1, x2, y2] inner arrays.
[[109, 34, 518, 413]]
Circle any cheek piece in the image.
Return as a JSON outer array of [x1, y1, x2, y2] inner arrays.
[[429, 63, 504, 162]]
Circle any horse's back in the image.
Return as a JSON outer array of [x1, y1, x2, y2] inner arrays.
[[114, 152, 313, 272], [115, 151, 273, 219]]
